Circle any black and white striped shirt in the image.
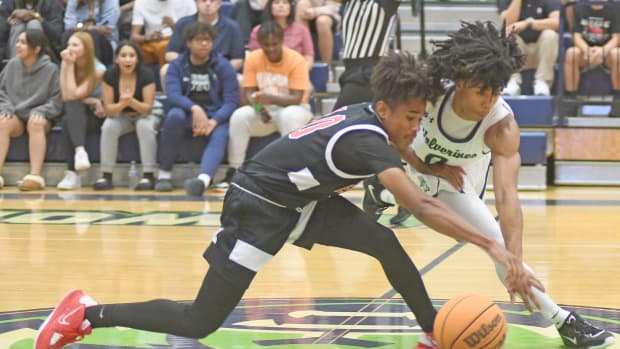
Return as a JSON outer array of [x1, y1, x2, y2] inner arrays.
[[341, 0, 400, 60]]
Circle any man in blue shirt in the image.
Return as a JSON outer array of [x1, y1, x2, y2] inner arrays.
[[160, 0, 244, 90]]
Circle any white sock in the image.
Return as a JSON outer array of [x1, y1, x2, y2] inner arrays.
[[198, 173, 211, 187], [551, 307, 571, 328], [158, 170, 171, 180], [380, 190, 396, 205]]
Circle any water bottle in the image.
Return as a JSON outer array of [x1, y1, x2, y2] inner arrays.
[[128, 160, 139, 190]]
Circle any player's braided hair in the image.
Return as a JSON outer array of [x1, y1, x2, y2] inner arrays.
[[371, 51, 444, 107], [428, 21, 525, 92]]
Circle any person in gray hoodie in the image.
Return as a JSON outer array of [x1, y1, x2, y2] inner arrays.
[[0, 28, 62, 191]]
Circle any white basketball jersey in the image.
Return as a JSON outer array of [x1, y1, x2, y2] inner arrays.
[[409, 88, 513, 197]]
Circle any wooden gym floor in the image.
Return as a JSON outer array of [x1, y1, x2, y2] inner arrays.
[[1, 186, 619, 348]]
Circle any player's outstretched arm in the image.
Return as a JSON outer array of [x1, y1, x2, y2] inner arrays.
[[377, 167, 545, 311], [486, 115, 524, 259]]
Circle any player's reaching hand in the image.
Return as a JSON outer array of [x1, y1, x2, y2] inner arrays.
[[486, 242, 545, 313], [428, 163, 466, 191]]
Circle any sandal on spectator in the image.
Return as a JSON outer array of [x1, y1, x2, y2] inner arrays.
[[18, 174, 45, 191]]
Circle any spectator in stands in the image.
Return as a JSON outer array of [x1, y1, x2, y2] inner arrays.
[[224, 21, 312, 186], [118, 1, 134, 41], [0, 29, 62, 191], [57, 31, 107, 190], [233, 0, 265, 45], [155, 22, 239, 195], [249, 0, 314, 69], [94, 41, 159, 190], [161, 0, 244, 90], [295, 0, 340, 64], [131, 0, 196, 67], [500, 0, 560, 96], [64, 0, 120, 66], [332, 0, 398, 109], [0, 0, 64, 60], [564, 1, 620, 117]]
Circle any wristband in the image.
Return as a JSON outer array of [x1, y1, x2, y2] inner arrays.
[[526, 17, 534, 29]]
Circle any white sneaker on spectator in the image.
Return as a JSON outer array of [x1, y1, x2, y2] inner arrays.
[[502, 77, 521, 96], [74, 150, 91, 171], [57, 171, 81, 190], [533, 79, 550, 96]]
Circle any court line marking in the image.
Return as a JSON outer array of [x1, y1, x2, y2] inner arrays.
[[315, 242, 467, 345]]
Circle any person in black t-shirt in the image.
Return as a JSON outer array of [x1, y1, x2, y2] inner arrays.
[[564, 1, 620, 117], [500, 0, 560, 96], [35, 52, 544, 349], [94, 40, 159, 190]]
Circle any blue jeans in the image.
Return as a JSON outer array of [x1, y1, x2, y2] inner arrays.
[[158, 107, 229, 177]]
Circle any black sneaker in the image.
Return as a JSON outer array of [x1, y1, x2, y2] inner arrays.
[[184, 178, 206, 197], [155, 179, 173, 192], [389, 206, 411, 225], [93, 178, 113, 191], [362, 175, 393, 221], [558, 312, 615, 348], [135, 178, 154, 191]]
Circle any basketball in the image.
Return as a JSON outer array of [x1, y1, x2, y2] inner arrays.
[[433, 294, 507, 349]]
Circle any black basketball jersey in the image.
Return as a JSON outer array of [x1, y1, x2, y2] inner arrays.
[[239, 103, 403, 209]]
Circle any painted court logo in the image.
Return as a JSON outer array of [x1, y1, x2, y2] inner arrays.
[[2, 298, 619, 348]]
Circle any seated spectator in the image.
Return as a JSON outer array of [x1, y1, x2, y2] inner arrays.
[[500, 0, 559, 96], [130, 0, 195, 67], [564, 0, 620, 117], [233, 0, 265, 45], [94, 40, 159, 190], [64, 0, 120, 66], [295, 0, 340, 64], [225, 20, 312, 183], [249, 0, 314, 69], [0, 0, 64, 60], [57, 31, 107, 190], [161, 0, 244, 90], [155, 21, 239, 195], [0, 29, 62, 191]]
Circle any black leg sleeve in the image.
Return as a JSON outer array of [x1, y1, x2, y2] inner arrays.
[[307, 197, 437, 332], [85, 268, 248, 339]]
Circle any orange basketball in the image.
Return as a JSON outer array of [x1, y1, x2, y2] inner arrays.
[[433, 294, 507, 349]]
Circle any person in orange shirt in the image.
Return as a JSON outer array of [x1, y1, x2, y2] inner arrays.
[[226, 20, 313, 178]]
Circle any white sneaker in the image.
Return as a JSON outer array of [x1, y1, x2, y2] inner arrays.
[[57, 171, 81, 190], [533, 79, 550, 96], [502, 77, 521, 96], [74, 151, 91, 171]]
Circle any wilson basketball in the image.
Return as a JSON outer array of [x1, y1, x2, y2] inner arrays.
[[434, 294, 507, 349]]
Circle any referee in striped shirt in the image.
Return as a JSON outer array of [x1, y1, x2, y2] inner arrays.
[[333, 0, 401, 109]]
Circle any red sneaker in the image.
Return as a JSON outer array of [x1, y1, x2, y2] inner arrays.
[[414, 331, 438, 349], [34, 289, 98, 349]]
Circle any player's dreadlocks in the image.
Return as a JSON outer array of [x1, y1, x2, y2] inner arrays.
[[371, 51, 444, 107], [428, 21, 525, 93]]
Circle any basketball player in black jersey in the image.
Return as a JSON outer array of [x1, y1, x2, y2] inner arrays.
[[35, 52, 544, 349]]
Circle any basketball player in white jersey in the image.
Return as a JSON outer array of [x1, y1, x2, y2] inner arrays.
[[363, 22, 615, 349]]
